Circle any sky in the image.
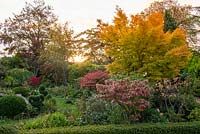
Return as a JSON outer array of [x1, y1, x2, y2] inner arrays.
[[0, 0, 200, 33]]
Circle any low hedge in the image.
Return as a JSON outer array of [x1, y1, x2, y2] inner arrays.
[[21, 122, 200, 134], [0, 126, 18, 134]]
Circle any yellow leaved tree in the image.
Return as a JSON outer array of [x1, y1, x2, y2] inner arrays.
[[99, 8, 191, 80]]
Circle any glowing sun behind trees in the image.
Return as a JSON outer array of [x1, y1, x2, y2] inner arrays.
[[99, 8, 192, 80]]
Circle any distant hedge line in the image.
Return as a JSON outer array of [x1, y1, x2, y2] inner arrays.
[[21, 122, 200, 134], [0, 126, 18, 134]]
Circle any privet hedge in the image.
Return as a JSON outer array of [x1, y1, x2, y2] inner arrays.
[[21, 122, 200, 134]]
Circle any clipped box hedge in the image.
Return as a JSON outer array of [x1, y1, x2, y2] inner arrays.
[[0, 126, 18, 134], [21, 122, 200, 134]]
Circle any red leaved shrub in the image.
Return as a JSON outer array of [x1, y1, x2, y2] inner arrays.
[[28, 77, 41, 87], [96, 79, 151, 121], [80, 70, 110, 89]]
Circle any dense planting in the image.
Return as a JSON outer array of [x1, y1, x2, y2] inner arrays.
[[0, 0, 200, 133], [96, 79, 151, 121]]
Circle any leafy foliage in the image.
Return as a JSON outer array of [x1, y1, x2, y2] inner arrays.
[[80, 98, 128, 125], [6, 68, 34, 87], [0, 56, 27, 70], [39, 23, 74, 85], [140, 108, 167, 123], [0, 126, 18, 134], [163, 10, 177, 32], [39, 85, 48, 96], [42, 97, 57, 113], [0, 0, 58, 74], [68, 62, 105, 84], [13, 87, 30, 97], [80, 99, 110, 125], [99, 9, 191, 80], [153, 76, 197, 121], [0, 95, 27, 118], [188, 108, 200, 121], [96, 79, 150, 121], [143, 0, 200, 45], [76, 27, 110, 64], [28, 94, 44, 111], [24, 112, 67, 129], [186, 53, 200, 78], [23, 122, 200, 134], [80, 70, 110, 89], [28, 77, 41, 87]]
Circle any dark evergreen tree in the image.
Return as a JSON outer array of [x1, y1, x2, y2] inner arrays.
[[163, 10, 177, 32]]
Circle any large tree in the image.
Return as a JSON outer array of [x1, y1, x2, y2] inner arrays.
[[76, 22, 110, 65], [99, 8, 191, 80], [143, 0, 200, 46], [39, 23, 74, 85], [0, 0, 57, 75], [163, 10, 177, 33]]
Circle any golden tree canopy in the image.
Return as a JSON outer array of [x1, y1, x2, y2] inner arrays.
[[99, 8, 191, 80]]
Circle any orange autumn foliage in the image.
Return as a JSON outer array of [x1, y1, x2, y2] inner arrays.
[[99, 8, 191, 80]]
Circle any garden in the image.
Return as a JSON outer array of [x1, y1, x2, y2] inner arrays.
[[0, 0, 200, 134]]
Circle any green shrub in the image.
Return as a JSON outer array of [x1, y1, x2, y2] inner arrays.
[[79, 98, 128, 125], [39, 85, 48, 96], [0, 126, 18, 134], [22, 122, 200, 134], [0, 55, 26, 70], [42, 98, 57, 113], [193, 89, 200, 97], [192, 79, 200, 97], [186, 54, 200, 79], [0, 63, 6, 80], [188, 108, 200, 121], [107, 103, 128, 124], [140, 108, 167, 123], [68, 62, 105, 84], [0, 95, 27, 118], [48, 85, 81, 100], [5, 68, 33, 86], [169, 94, 197, 117], [48, 86, 67, 97], [3, 76, 15, 87], [24, 112, 67, 129], [13, 87, 30, 97], [65, 85, 82, 104], [28, 94, 44, 111], [110, 73, 144, 81], [80, 99, 110, 125]]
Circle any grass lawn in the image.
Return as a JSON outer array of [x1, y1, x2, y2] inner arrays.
[[53, 96, 81, 117]]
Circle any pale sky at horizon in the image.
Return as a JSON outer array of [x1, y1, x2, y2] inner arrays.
[[0, 0, 200, 33]]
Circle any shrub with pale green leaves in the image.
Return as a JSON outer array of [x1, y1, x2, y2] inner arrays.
[[5, 68, 33, 86], [24, 112, 67, 129]]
